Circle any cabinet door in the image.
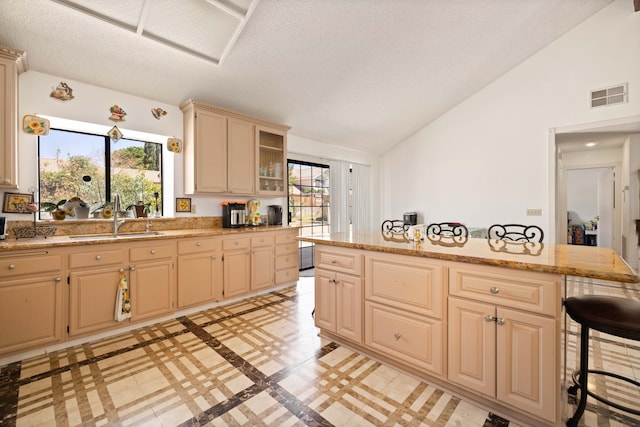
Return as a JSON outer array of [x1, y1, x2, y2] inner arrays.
[[228, 118, 255, 194], [0, 50, 21, 188], [496, 307, 556, 422], [69, 268, 125, 336], [335, 272, 362, 344], [314, 268, 336, 331], [130, 260, 174, 321], [256, 126, 287, 195], [251, 246, 273, 291], [0, 275, 64, 353], [448, 297, 496, 396], [223, 250, 250, 299], [177, 252, 217, 307], [194, 109, 227, 193]]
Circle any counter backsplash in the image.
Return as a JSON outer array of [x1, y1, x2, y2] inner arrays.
[[5, 216, 222, 238]]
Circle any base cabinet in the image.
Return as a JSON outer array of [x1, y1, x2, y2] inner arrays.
[[222, 237, 251, 299], [250, 234, 274, 291], [177, 237, 219, 308], [274, 230, 299, 285], [130, 260, 174, 321], [315, 268, 362, 343]]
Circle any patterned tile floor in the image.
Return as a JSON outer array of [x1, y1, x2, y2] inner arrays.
[[0, 276, 638, 426]]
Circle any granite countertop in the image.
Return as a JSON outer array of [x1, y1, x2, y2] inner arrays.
[[299, 231, 640, 284], [0, 225, 297, 252]]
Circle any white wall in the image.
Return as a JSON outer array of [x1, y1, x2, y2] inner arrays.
[[380, 0, 640, 241], [566, 169, 599, 225]]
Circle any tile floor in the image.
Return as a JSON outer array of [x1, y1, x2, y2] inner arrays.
[[0, 276, 638, 426]]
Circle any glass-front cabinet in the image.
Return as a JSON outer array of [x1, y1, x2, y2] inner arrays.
[[257, 126, 287, 196]]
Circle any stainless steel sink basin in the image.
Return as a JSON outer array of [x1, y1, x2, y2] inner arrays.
[[69, 231, 164, 240]]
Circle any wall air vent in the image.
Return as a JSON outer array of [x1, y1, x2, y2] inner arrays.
[[590, 83, 628, 108]]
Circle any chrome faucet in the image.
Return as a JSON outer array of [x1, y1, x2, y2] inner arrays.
[[112, 193, 125, 236]]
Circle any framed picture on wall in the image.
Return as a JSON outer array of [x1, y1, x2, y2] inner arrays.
[[3, 192, 34, 213], [176, 197, 191, 213]]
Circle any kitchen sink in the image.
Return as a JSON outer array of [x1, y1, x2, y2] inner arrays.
[[69, 231, 164, 240]]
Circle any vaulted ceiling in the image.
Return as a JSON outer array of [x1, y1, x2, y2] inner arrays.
[[0, 0, 621, 154]]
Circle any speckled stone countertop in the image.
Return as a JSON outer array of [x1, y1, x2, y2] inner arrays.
[[0, 225, 297, 251], [299, 231, 639, 284]]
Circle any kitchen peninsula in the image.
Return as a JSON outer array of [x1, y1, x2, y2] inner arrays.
[[299, 231, 639, 427]]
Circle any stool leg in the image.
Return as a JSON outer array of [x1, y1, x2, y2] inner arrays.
[[567, 325, 590, 427]]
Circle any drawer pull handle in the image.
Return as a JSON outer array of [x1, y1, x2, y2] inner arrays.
[[8, 264, 15, 270], [496, 317, 505, 325], [197, 242, 202, 246], [95, 255, 102, 261], [394, 332, 402, 341], [490, 287, 500, 294], [484, 314, 496, 322], [331, 259, 337, 264], [150, 249, 156, 254]]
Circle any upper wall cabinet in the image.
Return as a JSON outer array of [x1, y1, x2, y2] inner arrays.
[[0, 45, 27, 189], [180, 100, 290, 196]]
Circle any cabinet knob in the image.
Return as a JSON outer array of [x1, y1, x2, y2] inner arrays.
[[2, 178, 10, 184], [8, 264, 15, 270], [490, 287, 500, 294], [197, 242, 202, 246], [150, 249, 156, 254], [394, 332, 402, 341], [130, 266, 136, 271], [484, 314, 495, 322], [55, 276, 62, 282], [212, 256, 216, 260], [95, 255, 102, 261], [234, 241, 239, 245], [119, 268, 125, 273], [496, 317, 505, 325], [331, 259, 337, 264]]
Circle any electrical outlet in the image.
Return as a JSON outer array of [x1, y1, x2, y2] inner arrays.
[[191, 204, 196, 214], [526, 209, 542, 216]]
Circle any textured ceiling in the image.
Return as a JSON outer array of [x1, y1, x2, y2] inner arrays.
[[0, 0, 617, 154]]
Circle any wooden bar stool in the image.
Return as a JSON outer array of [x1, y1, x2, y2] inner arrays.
[[563, 295, 640, 426]]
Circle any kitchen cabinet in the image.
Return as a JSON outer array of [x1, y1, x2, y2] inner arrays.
[[0, 45, 27, 188], [364, 253, 446, 376], [0, 249, 64, 354], [315, 245, 363, 344], [250, 234, 274, 291], [274, 230, 299, 285], [447, 263, 559, 423], [256, 126, 287, 196], [222, 236, 251, 299], [180, 100, 289, 196], [68, 245, 128, 336], [129, 241, 176, 321], [177, 237, 220, 308]]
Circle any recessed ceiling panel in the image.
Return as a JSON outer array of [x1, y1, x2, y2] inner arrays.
[[52, 0, 146, 29], [144, 0, 240, 61]]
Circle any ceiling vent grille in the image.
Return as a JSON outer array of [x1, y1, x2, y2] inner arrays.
[[590, 83, 628, 108]]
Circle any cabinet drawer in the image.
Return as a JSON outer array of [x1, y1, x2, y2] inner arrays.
[[275, 267, 299, 284], [177, 238, 217, 255], [68, 248, 126, 269], [130, 244, 175, 262], [222, 237, 250, 251], [275, 242, 297, 256], [275, 254, 297, 270], [316, 245, 363, 276], [365, 254, 446, 318], [449, 263, 560, 316], [0, 251, 63, 278], [251, 234, 274, 248], [365, 301, 443, 376], [275, 231, 298, 244]]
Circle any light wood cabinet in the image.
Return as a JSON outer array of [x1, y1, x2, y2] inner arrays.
[[180, 100, 289, 196], [364, 252, 446, 376], [129, 242, 176, 321], [250, 234, 274, 291], [314, 245, 363, 344], [222, 236, 251, 299], [177, 237, 220, 308], [0, 45, 27, 188], [274, 230, 299, 285], [68, 245, 128, 336], [448, 263, 560, 423], [0, 249, 64, 354], [256, 126, 287, 196]]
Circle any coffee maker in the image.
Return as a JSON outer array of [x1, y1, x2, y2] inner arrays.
[[268, 205, 283, 225], [222, 202, 246, 228], [0, 216, 6, 240]]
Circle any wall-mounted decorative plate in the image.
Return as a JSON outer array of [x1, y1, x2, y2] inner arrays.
[[108, 125, 123, 142], [22, 115, 50, 136], [167, 137, 182, 153], [50, 82, 74, 101]]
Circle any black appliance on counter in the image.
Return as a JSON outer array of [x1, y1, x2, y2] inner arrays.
[[268, 205, 283, 225], [403, 212, 417, 226], [222, 202, 246, 228]]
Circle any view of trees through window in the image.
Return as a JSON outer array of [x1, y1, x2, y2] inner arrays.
[[38, 129, 163, 218]]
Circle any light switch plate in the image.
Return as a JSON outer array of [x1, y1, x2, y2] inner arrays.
[[526, 209, 542, 216]]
